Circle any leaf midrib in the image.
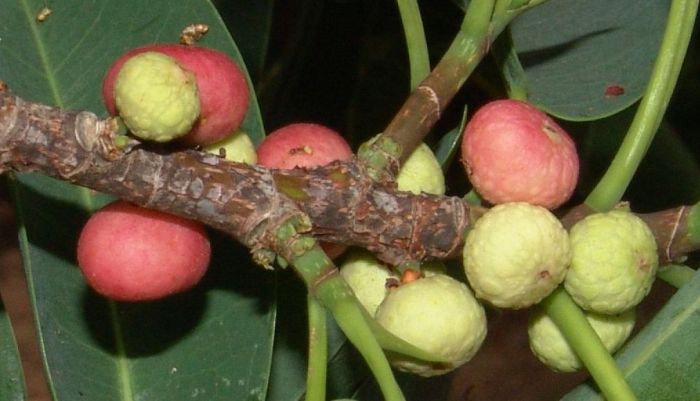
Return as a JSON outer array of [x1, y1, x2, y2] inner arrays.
[[623, 289, 700, 378], [109, 301, 135, 401], [19, 0, 63, 108], [17, 2, 134, 400]]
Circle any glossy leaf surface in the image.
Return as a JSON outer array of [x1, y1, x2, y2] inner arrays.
[[0, 0, 273, 400], [510, 0, 670, 120], [0, 297, 26, 401]]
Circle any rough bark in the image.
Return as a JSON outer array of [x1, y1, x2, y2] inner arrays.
[[1, 83, 698, 267], [639, 206, 697, 265], [0, 82, 309, 267], [0, 83, 472, 267], [275, 162, 474, 264]]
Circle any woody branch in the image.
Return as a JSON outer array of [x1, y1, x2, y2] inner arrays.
[[0, 82, 696, 268]]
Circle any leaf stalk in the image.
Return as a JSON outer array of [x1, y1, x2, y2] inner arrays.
[[395, 0, 431, 88], [585, 0, 699, 211], [541, 288, 638, 401], [305, 296, 328, 401]]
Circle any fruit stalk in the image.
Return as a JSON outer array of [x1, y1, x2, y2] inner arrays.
[[305, 296, 328, 401], [363, 0, 548, 176], [541, 288, 638, 401], [0, 85, 470, 266], [585, 0, 699, 211], [1, 85, 699, 268], [686, 201, 700, 245], [490, 28, 528, 101], [369, 0, 496, 169], [395, 0, 430, 89], [657, 264, 696, 288], [284, 242, 405, 401]]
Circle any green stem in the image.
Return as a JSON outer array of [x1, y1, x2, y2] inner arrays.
[[492, 0, 512, 26], [688, 197, 700, 245], [292, 244, 405, 401], [542, 5, 697, 399], [657, 264, 697, 288], [541, 288, 638, 401], [379, 0, 496, 165], [507, 0, 551, 10], [318, 276, 405, 401], [395, 0, 431, 88], [362, 0, 550, 173], [459, 0, 497, 40], [585, 0, 699, 211], [305, 296, 328, 401], [463, 189, 483, 206], [491, 27, 529, 101]]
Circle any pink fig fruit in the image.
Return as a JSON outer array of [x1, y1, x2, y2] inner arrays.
[[460, 99, 579, 209], [103, 43, 250, 145], [77, 201, 211, 301]]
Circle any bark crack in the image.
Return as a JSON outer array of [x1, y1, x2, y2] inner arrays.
[[1, 83, 698, 268]]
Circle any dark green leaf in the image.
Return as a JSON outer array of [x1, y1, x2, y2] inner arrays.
[[0, 0, 273, 400], [510, 0, 670, 120], [434, 107, 468, 172], [0, 0, 265, 143], [0, 297, 26, 401], [563, 270, 700, 400], [266, 274, 308, 401], [266, 272, 370, 401], [11, 173, 276, 401]]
